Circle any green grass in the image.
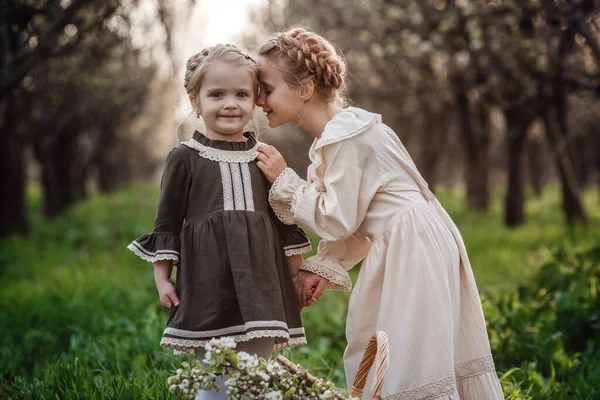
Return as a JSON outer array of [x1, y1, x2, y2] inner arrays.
[[0, 184, 598, 398], [435, 186, 600, 292]]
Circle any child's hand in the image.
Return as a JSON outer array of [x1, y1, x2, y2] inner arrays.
[[305, 286, 317, 307], [299, 286, 316, 312], [256, 145, 287, 184], [156, 280, 180, 309], [294, 271, 328, 308]]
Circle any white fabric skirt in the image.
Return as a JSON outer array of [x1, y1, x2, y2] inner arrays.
[[343, 202, 504, 399]]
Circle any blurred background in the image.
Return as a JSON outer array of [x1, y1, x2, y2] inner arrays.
[[1, 0, 599, 399]]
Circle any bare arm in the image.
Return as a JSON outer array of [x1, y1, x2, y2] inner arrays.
[[154, 260, 180, 309], [286, 254, 303, 278]]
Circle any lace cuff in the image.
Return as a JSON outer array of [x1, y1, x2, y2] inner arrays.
[[284, 242, 312, 256], [268, 168, 306, 225], [300, 256, 352, 291], [127, 232, 180, 265]]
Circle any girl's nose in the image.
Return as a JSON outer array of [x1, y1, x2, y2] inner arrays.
[[256, 92, 265, 106], [223, 98, 238, 108]]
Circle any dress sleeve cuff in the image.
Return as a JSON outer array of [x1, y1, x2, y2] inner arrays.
[[127, 232, 180, 265], [300, 255, 352, 291], [284, 241, 312, 256], [268, 168, 306, 225]]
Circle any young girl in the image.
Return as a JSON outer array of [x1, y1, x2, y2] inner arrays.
[[127, 44, 311, 399], [256, 29, 504, 399]]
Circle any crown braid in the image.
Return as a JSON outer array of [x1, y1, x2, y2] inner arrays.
[[184, 48, 211, 94], [278, 28, 344, 90], [259, 28, 347, 105], [184, 44, 258, 96]]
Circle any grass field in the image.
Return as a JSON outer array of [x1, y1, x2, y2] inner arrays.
[[0, 184, 598, 399]]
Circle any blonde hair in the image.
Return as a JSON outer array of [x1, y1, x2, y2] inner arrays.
[[258, 28, 347, 106], [184, 44, 259, 114]]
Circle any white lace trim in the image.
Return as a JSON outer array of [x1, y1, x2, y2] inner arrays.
[[241, 162, 255, 211], [384, 376, 457, 400], [164, 320, 296, 338], [455, 355, 496, 380], [284, 242, 312, 256], [383, 355, 498, 400], [127, 243, 179, 264], [181, 138, 260, 163], [300, 258, 352, 291], [219, 162, 235, 210], [230, 162, 246, 209], [268, 168, 299, 225], [162, 328, 307, 355], [274, 336, 307, 351]]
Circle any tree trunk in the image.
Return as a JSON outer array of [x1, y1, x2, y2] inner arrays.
[[96, 125, 125, 193], [97, 151, 122, 193], [419, 103, 448, 193], [455, 89, 490, 210], [526, 133, 546, 197], [0, 94, 29, 238], [504, 109, 534, 227], [542, 105, 587, 225], [543, 29, 588, 225], [33, 126, 82, 219]]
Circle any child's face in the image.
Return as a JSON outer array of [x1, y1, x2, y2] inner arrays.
[[257, 57, 304, 128], [196, 61, 255, 141]]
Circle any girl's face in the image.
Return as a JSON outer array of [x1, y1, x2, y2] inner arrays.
[[257, 57, 304, 128], [195, 61, 256, 141]]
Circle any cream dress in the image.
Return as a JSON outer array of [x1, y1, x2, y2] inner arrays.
[[269, 107, 504, 399]]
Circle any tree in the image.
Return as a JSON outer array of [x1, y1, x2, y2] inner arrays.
[[1, 0, 193, 237], [245, 0, 600, 226]]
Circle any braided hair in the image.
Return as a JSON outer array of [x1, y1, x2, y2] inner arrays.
[[184, 44, 259, 113], [259, 28, 347, 105]]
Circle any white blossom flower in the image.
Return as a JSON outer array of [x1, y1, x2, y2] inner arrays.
[[264, 390, 283, 399], [167, 336, 344, 399]]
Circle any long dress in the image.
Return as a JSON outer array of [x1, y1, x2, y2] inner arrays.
[[269, 108, 504, 399], [128, 131, 311, 354]]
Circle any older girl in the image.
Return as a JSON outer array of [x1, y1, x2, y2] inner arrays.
[[256, 28, 504, 399]]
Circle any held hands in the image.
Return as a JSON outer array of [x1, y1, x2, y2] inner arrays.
[[293, 270, 329, 309], [257, 145, 287, 184]]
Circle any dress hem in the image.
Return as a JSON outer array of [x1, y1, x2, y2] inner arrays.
[[379, 355, 503, 400], [164, 331, 307, 355]]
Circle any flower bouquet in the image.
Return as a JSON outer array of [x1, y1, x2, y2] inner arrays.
[[167, 332, 388, 400]]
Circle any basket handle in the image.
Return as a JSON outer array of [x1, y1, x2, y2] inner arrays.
[[349, 331, 389, 399]]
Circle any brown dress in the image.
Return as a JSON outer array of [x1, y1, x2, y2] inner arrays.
[[128, 131, 311, 354]]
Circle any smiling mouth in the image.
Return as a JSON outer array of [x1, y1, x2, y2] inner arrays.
[[219, 115, 240, 119]]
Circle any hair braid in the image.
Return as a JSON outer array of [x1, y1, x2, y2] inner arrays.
[[259, 27, 347, 105], [184, 48, 211, 94], [183, 44, 259, 116]]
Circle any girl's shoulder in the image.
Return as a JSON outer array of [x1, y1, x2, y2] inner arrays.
[[163, 144, 195, 171]]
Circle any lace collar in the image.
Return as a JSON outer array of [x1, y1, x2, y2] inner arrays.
[[182, 131, 261, 163]]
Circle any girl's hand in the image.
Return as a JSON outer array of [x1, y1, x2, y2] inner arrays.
[[257, 145, 287, 184], [155, 279, 180, 309], [294, 270, 329, 307]]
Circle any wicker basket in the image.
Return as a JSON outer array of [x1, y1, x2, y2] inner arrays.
[[277, 331, 389, 400]]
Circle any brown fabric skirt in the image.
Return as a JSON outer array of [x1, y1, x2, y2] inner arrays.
[[159, 211, 306, 354]]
